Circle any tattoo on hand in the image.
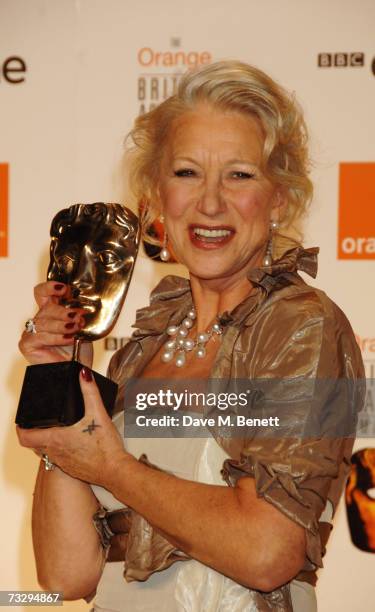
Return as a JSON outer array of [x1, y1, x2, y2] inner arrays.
[[82, 419, 101, 435]]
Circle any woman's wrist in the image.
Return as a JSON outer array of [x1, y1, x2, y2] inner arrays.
[[104, 451, 139, 500]]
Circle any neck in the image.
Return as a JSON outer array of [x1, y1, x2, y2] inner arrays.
[[189, 274, 255, 332], [187, 240, 267, 332]]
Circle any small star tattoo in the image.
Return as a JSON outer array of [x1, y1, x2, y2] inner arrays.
[[82, 419, 101, 435]]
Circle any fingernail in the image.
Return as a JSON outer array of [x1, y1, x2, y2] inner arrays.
[[81, 367, 93, 382], [65, 322, 75, 329], [54, 283, 64, 290], [67, 312, 76, 319], [63, 333, 74, 339]]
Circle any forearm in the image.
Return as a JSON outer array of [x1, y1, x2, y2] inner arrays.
[[109, 455, 305, 591], [32, 462, 104, 599]]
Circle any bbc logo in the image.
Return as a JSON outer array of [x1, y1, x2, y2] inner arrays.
[[318, 52, 364, 67]]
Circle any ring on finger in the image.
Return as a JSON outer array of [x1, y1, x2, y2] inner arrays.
[[25, 318, 37, 334]]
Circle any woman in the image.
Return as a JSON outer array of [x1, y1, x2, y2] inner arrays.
[[17, 61, 364, 611]]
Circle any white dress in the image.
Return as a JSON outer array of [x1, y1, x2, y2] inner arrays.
[[90, 412, 317, 612]]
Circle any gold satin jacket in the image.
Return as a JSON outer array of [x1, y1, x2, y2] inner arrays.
[[104, 246, 365, 610]]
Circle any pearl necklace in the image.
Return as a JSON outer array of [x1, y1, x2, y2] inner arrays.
[[161, 308, 223, 368]]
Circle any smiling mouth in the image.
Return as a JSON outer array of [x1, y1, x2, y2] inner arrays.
[[189, 225, 235, 248]]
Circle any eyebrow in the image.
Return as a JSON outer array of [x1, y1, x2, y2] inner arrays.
[[173, 156, 199, 165], [173, 156, 260, 166], [226, 158, 259, 166]]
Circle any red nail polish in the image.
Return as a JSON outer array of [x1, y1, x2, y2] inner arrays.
[[81, 367, 93, 382], [54, 283, 64, 290], [63, 333, 74, 339], [67, 312, 76, 319], [65, 322, 75, 329]]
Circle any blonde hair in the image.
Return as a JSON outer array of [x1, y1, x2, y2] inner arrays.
[[124, 60, 313, 249]]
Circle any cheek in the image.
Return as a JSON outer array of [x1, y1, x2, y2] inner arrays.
[[161, 183, 192, 220], [102, 277, 122, 296], [234, 192, 271, 226]]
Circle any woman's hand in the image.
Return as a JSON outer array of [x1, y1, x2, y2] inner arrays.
[[18, 281, 93, 367], [17, 368, 129, 488]]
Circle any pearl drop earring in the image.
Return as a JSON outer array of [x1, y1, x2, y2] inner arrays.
[[263, 220, 279, 266], [159, 214, 170, 262]]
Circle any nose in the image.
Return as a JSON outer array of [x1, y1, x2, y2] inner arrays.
[[71, 245, 96, 293], [196, 174, 226, 217]]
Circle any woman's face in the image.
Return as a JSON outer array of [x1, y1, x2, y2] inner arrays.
[[157, 104, 282, 286]]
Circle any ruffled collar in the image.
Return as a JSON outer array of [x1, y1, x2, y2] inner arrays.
[[247, 245, 318, 290], [132, 246, 319, 336]]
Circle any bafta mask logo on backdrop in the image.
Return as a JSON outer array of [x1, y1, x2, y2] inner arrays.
[[338, 163, 375, 260], [0, 56, 27, 84], [0, 163, 8, 257], [137, 39, 212, 115], [346, 448, 375, 553]]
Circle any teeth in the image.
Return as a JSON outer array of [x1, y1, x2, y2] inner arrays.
[[194, 228, 232, 238]]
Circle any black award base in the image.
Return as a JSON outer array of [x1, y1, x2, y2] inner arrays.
[[15, 360, 118, 429]]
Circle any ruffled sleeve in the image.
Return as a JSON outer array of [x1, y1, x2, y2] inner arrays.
[[221, 286, 365, 577]]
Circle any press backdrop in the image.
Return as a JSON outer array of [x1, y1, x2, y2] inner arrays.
[[1, 1, 374, 610]]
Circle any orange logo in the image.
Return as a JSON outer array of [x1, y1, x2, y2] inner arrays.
[[136, 45, 213, 115], [0, 163, 8, 257], [137, 47, 212, 68], [338, 162, 375, 259]]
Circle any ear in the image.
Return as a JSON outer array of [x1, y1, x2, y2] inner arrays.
[[270, 189, 288, 224]]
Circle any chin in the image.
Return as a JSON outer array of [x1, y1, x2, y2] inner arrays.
[[186, 262, 235, 281]]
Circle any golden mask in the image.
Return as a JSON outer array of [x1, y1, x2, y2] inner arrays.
[[47, 202, 140, 341], [346, 448, 375, 552]]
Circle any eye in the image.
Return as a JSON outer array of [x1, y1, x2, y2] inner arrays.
[[97, 250, 123, 271], [230, 171, 256, 180], [174, 168, 196, 177]]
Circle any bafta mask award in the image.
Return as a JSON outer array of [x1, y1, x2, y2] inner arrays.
[[346, 448, 375, 553], [16, 202, 140, 428]]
